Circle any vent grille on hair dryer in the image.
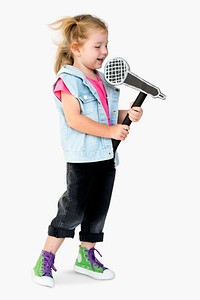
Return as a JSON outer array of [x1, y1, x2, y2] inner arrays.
[[104, 57, 130, 85]]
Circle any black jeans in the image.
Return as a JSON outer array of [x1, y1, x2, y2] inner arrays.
[[48, 158, 116, 242]]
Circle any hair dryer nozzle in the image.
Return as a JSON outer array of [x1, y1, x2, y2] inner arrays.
[[157, 92, 166, 100]]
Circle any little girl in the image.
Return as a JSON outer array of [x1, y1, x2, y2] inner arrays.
[[32, 14, 143, 287]]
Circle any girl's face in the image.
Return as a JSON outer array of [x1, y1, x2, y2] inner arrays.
[[73, 29, 108, 76]]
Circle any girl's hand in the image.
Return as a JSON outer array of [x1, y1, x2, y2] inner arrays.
[[109, 124, 130, 141], [128, 104, 143, 122]]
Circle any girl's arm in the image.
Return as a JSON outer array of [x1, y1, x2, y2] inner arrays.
[[118, 110, 128, 124], [61, 91, 130, 141]]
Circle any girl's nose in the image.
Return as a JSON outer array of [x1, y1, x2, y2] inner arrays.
[[102, 47, 108, 55]]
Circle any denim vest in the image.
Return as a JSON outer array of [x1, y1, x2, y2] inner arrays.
[[54, 65, 120, 166]]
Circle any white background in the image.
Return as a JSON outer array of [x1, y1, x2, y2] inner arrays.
[[1, 0, 199, 299]]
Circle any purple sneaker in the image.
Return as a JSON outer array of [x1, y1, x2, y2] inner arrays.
[[32, 250, 57, 287]]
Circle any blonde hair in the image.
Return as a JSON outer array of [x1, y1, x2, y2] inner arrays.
[[49, 14, 108, 74]]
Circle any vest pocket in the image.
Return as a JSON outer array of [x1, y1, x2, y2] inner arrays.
[[79, 94, 97, 115]]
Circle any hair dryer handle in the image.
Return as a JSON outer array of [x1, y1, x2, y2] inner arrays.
[[112, 92, 147, 152]]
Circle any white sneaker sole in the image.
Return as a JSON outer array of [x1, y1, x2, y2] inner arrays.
[[73, 265, 115, 280], [31, 269, 55, 287]]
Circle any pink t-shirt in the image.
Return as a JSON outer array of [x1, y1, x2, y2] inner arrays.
[[54, 76, 110, 125]]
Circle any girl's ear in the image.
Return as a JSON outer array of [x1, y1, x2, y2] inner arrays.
[[71, 42, 81, 57]]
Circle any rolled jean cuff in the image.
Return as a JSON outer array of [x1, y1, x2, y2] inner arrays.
[[48, 225, 75, 238], [79, 231, 104, 242]]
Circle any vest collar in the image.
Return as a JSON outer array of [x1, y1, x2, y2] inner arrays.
[[57, 65, 107, 85]]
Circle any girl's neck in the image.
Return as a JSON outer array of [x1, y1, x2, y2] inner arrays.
[[73, 63, 98, 80]]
